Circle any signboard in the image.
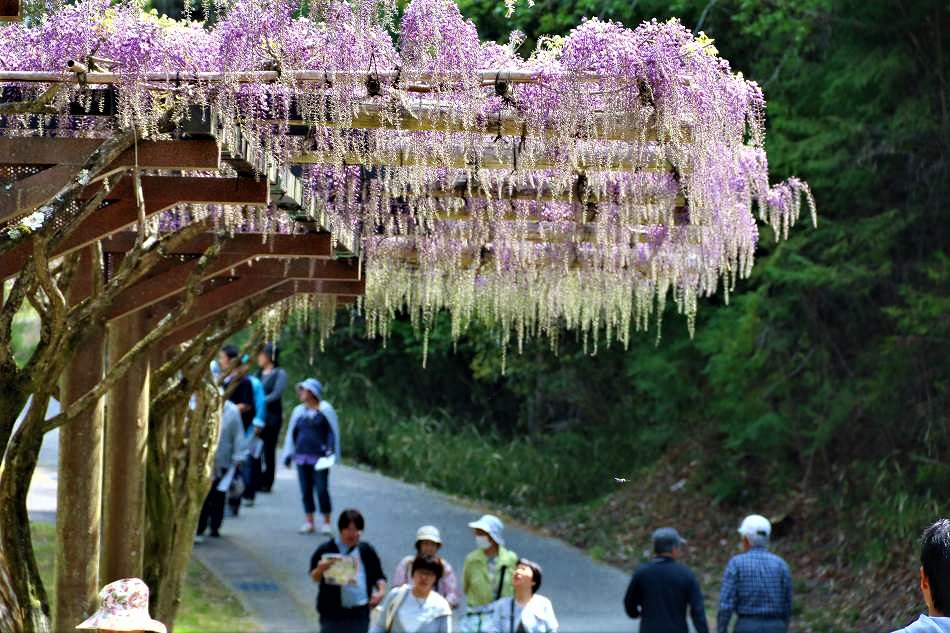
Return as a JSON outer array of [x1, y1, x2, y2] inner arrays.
[[0, 0, 20, 20]]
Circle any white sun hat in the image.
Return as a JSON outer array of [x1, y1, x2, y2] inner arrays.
[[76, 578, 166, 633], [415, 525, 443, 545], [738, 514, 772, 538]]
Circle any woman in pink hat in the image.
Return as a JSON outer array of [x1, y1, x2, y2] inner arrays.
[[75, 578, 166, 633]]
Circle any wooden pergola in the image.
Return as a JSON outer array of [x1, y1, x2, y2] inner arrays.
[[0, 109, 364, 629]]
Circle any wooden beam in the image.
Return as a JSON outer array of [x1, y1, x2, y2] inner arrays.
[[312, 279, 365, 297], [146, 275, 364, 331], [106, 254, 359, 321], [0, 68, 641, 86], [292, 141, 669, 172], [407, 177, 686, 207], [268, 101, 656, 143], [151, 276, 288, 330], [219, 258, 361, 280], [159, 286, 297, 347], [0, 176, 269, 281], [0, 138, 220, 180], [101, 231, 333, 258], [160, 290, 354, 348], [0, 164, 82, 220], [0, 0, 21, 20], [106, 254, 249, 322]]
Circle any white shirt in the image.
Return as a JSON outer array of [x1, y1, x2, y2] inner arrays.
[[486, 595, 558, 633], [370, 587, 452, 633]]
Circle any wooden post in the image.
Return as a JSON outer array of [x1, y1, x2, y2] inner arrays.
[[54, 246, 105, 632], [101, 311, 150, 582]]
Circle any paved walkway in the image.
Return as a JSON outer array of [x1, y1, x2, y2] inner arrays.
[[193, 464, 634, 632], [26, 424, 637, 632]]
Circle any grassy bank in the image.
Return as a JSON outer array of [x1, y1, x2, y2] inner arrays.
[[333, 373, 670, 507], [30, 523, 257, 633]]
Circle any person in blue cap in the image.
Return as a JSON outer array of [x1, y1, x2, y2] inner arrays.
[[282, 378, 336, 534], [624, 527, 709, 633]]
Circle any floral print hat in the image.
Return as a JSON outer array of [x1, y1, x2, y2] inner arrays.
[[76, 578, 167, 633]]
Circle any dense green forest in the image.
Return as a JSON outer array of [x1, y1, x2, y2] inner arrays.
[[275, 0, 948, 628]]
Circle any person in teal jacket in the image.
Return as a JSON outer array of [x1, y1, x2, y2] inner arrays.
[[241, 355, 267, 506]]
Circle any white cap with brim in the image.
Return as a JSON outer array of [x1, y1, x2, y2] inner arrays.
[[416, 525, 442, 545], [738, 514, 772, 538], [468, 514, 505, 546], [76, 578, 166, 633]]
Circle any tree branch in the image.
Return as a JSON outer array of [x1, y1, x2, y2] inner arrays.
[[30, 233, 67, 339], [0, 84, 61, 116], [48, 176, 115, 253], [44, 238, 223, 433], [91, 221, 211, 313], [0, 265, 37, 367], [154, 295, 273, 386]]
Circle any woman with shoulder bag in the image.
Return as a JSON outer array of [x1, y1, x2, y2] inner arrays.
[[370, 555, 452, 633]]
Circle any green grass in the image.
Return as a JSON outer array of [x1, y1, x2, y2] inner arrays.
[[30, 522, 257, 633], [175, 559, 258, 633]]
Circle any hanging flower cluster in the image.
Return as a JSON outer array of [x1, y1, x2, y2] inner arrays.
[[0, 0, 815, 353]]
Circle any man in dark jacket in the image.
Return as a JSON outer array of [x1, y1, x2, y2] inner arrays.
[[624, 527, 709, 633], [219, 345, 255, 517]]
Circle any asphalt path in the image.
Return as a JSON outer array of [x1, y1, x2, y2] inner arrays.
[[25, 421, 638, 632], [194, 463, 636, 632]]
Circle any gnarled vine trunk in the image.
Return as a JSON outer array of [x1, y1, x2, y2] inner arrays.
[[0, 394, 54, 633], [144, 377, 221, 629]]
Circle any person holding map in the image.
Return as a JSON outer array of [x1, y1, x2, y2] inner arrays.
[[310, 509, 388, 633]]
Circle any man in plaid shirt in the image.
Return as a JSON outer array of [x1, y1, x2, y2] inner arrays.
[[717, 515, 792, 633]]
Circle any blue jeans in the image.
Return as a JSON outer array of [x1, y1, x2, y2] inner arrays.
[[734, 617, 789, 633], [297, 463, 331, 515]]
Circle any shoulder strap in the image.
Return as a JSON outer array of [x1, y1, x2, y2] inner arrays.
[[385, 586, 410, 633], [509, 597, 516, 633], [494, 565, 508, 601]]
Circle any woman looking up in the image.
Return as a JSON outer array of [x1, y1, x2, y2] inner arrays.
[[487, 560, 558, 633]]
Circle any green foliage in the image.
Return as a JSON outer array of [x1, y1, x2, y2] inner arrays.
[[270, 0, 948, 574]]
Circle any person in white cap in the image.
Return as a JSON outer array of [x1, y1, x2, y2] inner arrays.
[[75, 578, 166, 633], [717, 514, 792, 633], [391, 525, 460, 608], [461, 514, 519, 632]]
